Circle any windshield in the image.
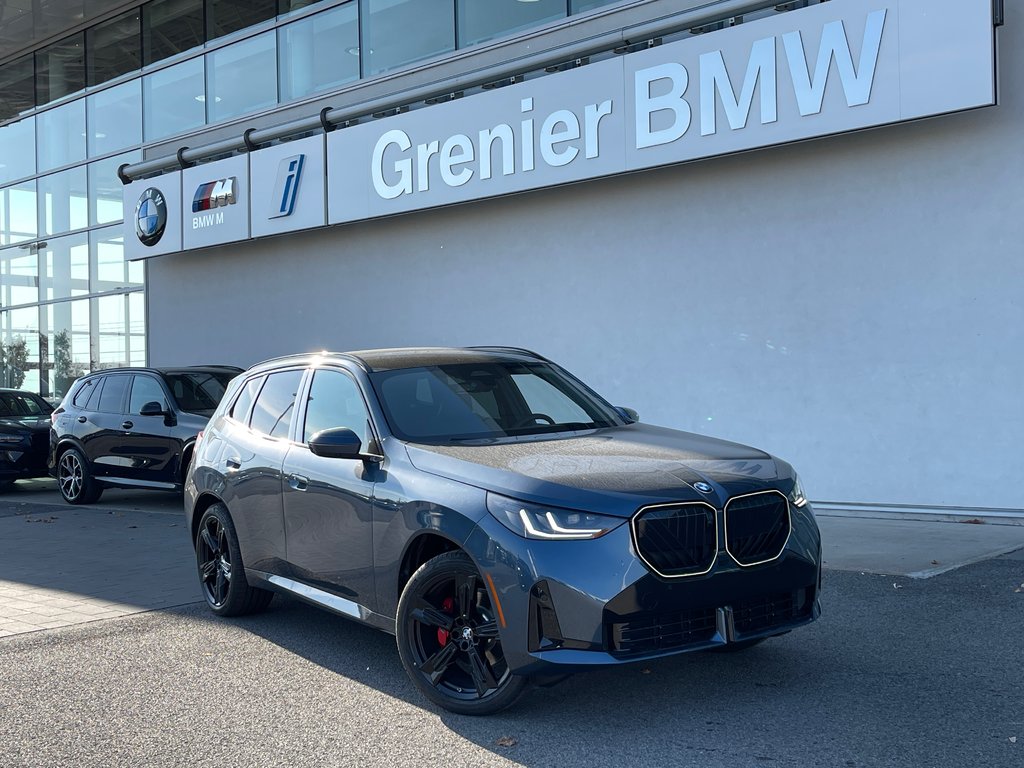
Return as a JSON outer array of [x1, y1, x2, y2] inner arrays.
[[370, 362, 622, 444], [164, 371, 237, 415], [0, 391, 53, 419]]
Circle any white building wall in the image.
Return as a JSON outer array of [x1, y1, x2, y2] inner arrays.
[[147, 21, 1022, 514]]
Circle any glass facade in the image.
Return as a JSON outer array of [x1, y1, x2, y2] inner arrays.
[[0, 0, 626, 396]]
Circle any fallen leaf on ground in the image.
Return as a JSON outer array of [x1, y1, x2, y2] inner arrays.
[[495, 736, 517, 747], [893, 583, 902, 590], [960, 518, 985, 525], [930, 560, 939, 565], [1010, 736, 1017, 744], [641, 668, 651, 675]]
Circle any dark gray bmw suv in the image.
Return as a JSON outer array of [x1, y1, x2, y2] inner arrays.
[[186, 347, 821, 715]]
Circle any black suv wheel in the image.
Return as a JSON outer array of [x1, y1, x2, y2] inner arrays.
[[57, 448, 103, 504], [196, 504, 273, 616]]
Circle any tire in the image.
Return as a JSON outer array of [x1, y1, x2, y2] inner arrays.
[[195, 503, 272, 617], [396, 550, 528, 715], [57, 448, 103, 504]]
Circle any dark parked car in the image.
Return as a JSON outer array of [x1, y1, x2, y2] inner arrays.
[[186, 348, 821, 715], [50, 366, 242, 504], [0, 389, 56, 490]]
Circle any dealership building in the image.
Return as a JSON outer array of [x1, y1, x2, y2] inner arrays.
[[0, 0, 1017, 519]]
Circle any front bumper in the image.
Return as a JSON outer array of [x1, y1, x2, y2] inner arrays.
[[465, 502, 821, 676]]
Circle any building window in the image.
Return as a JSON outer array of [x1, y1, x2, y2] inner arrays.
[[0, 118, 36, 186], [571, 0, 622, 12], [0, 247, 38, 308], [89, 151, 141, 227], [143, 0, 205, 66], [0, 54, 35, 123], [0, 305, 40, 392], [86, 80, 143, 158], [36, 99, 87, 173], [206, 31, 277, 123], [457, 0, 565, 48], [361, 0, 455, 77], [143, 57, 206, 141], [279, 2, 359, 103], [0, 181, 37, 247], [42, 299, 91, 401], [35, 34, 86, 106], [37, 166, 88, 238], [39, 233, 90, 302], [87, 10, 142, 87], [91, 227, 144, 294], [207, 0, 277, 41]]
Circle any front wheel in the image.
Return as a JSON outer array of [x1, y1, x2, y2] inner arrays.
[[397, 550, 528, 715], [195, 503, 272, 616], [57, 448, 102, 504]]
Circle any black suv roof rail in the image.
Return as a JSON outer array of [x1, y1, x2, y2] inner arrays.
[[467, 346, 551, 362], [252, 351, 371, 372]]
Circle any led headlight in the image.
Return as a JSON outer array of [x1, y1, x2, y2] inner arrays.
[[789, 474, 808, 508], [0, 434, 24, 444], [486, 493, 624, 540]]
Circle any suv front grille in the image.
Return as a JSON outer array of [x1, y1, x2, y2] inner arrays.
[[733, 587, 815, 635], [724, 490, 791, 566], [609, 607, 718, 654], [631, 502, 717, 577]]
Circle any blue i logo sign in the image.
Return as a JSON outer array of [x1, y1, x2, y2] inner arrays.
[[270, 154, 305, 218]]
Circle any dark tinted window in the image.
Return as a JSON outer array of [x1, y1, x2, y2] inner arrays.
[[72, 379, 97, 408], [129, 375, 168, 415], [208, 0, 276, 41], [230, 376, 263, 421], [371, 362, 620, 443], [302, 369, 371, 446], [87, 10, 142, 87], [164, 370, 236, 415], [0, 54, 35, 122], [96, 374, 130, 413], [250, 370, 303, 439], [36, 34, 86, 105], [0, 392, 51, 417], [143, 0, 205, 66]]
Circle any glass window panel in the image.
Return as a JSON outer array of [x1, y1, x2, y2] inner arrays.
[[87, 9, 142, 87], [91, 226, 144, 293], [279, 3, 359, 102], [278, 0, 328, 16], [36, 33, 86, 106], [143, 0, 205, 66], [457, 0, 565, 47], [128, 291, 146, 366], [94, 293, 129, 369], [206, 32, 277, 123], [38, 166, 88, 237], [36, 99, 87, 172], [0, 305, 41, 393], [208, 0, 276, 41], [97, 373, 130, 412], [129, 374, 168, 413], [250, 369, 302, 438], [89, 150, 141, 226], [302, 369, 370, 446], [0, 248, 38, 307], [362, 0, 455, 76], [571, 0, 621, 12], [143, 57, 206, 141], [0, 181, 38, 246], [87, 80, 143, 157], [0, 117, 36, 185], [42, 299, 91, 401], [0, 54, 35, 122], [40, 232, 89, 302]]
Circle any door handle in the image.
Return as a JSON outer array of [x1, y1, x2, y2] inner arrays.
[[225, 456, 241, 470], [121, 420, 134, 430], [288, 474, 308, 491], [77, 416, 87, 423]]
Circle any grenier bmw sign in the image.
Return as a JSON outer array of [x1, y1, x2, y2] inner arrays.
[[123, 0, 996, 260]]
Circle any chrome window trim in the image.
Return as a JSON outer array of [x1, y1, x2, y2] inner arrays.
[[722, 489, 792, 568], [629, 500, 719, 579]]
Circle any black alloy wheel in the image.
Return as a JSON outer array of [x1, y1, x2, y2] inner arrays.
[[195, 503, 272, 616], [397, 550, 527, 715], [57, 448, 102, 504]]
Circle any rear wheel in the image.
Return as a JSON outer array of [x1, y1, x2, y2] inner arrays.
[[57, 448, 102, 504], [397, 550, 528, 715], [195, 503, 272, 616]]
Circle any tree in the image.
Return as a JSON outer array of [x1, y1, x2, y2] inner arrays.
[[3, 337, 28, 389], [53, 330, 85, 397]]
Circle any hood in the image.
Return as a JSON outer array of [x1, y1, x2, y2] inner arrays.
[[404, 423, 790, 516], [0, 416, 51, 433]]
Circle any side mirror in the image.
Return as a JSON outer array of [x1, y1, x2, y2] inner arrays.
[[309, 427, 382, 462], [140, 401, 167, 417], [616, 406, 639, 423]]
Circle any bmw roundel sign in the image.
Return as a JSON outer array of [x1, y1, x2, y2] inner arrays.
[[134, 188, 167, 246]]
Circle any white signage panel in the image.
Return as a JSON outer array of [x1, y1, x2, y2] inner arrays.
[[181, 154, 250, 251], [327, 0, 995, 225], [123, 172, 183, 261], [250, 135, 327, 238]]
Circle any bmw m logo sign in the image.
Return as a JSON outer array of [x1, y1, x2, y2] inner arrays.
[[192, 177, 237, 213], [134, 188, 167, 247]]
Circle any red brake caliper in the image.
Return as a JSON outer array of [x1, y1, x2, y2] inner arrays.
[[437, 596, 455, 646]]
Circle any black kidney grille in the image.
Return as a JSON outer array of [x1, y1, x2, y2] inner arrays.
[[724, 491, 791, 566], [609, 607, 718, 654], [632, 503, 717, 577], [733, 587, 815, 635]]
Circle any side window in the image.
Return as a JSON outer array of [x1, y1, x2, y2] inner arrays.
[[129, 375, 168, 415], [302, 369, 372, 447], [96, 374, 131, 414], [230, 376, 264, 422], [249, 370, 303, 439], [72, 379, 97, 408]]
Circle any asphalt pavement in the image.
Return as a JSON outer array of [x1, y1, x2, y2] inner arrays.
[[0, 480, 1022, 768]]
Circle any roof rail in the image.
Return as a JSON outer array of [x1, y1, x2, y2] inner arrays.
[[250, 351, 370, 372], [467, 346, 551, 362]]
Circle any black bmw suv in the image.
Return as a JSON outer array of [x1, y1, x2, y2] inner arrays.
[[50, 366, 241, 504]]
